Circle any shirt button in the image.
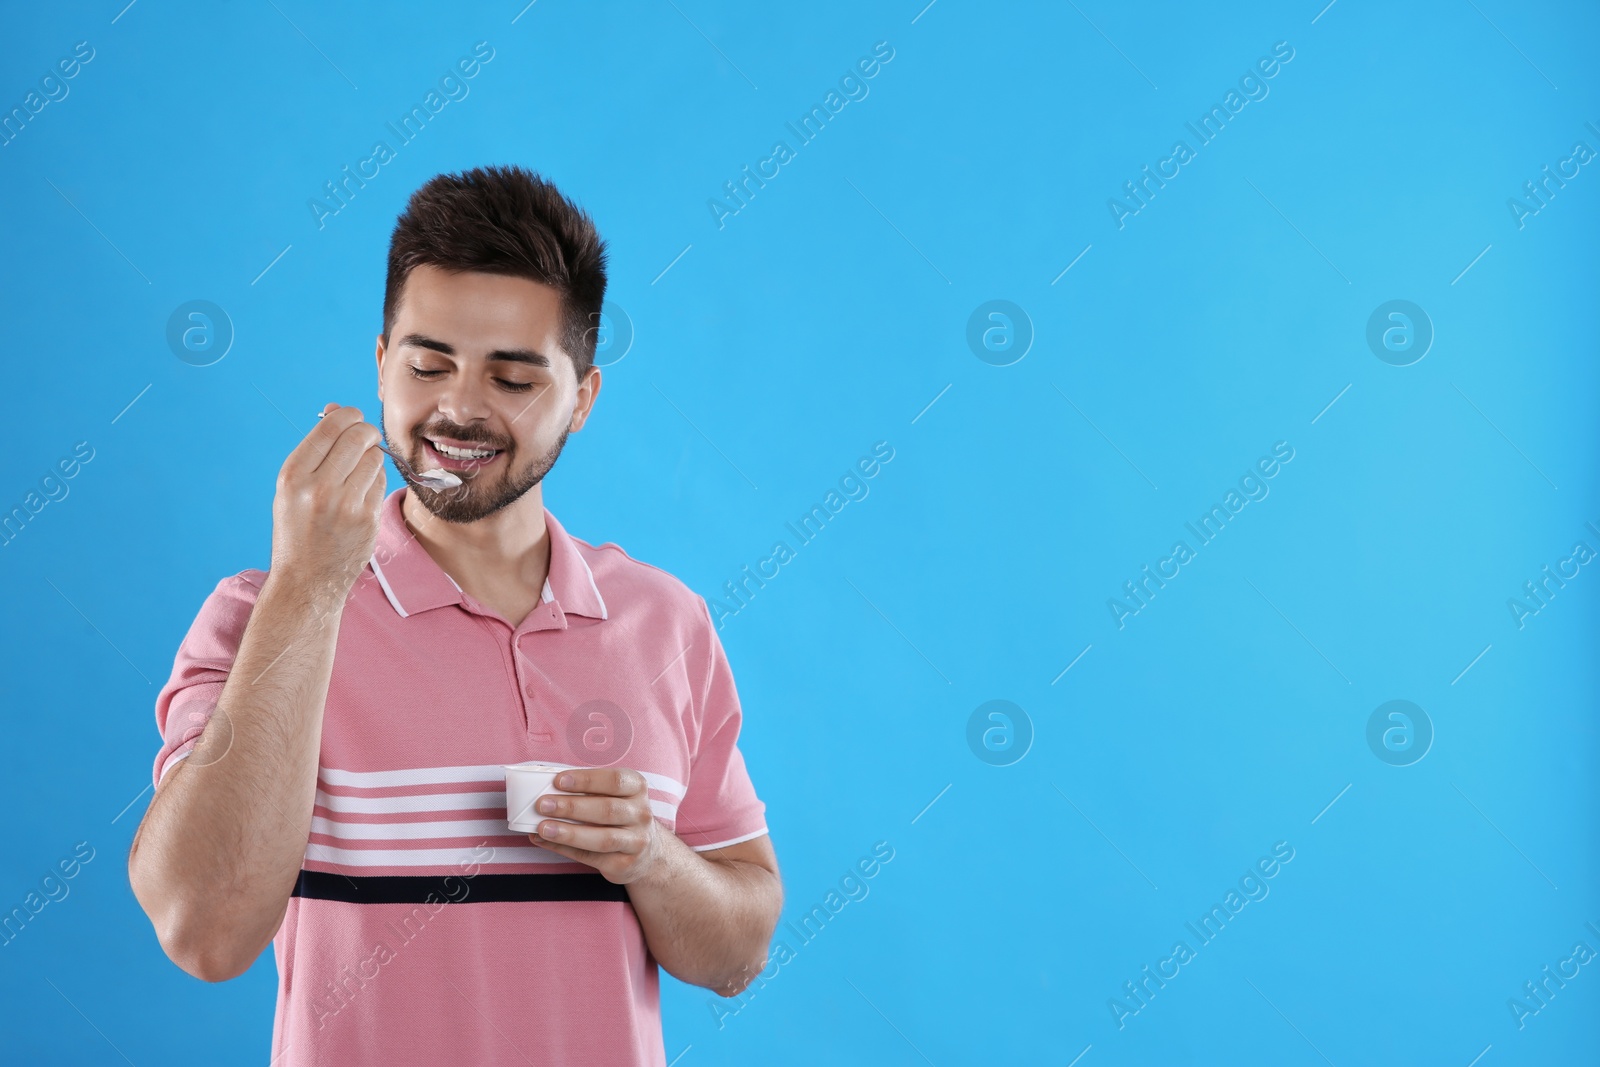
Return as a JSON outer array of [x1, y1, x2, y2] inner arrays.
[[525, 682, 536, 698]]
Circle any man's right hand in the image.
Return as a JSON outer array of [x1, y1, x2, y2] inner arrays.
[[270, 402, 388, 599]]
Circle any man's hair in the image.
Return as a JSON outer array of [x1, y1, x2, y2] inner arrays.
[[383, 165, 608, 381]]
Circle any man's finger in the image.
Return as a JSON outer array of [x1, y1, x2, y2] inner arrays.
[[315, 418, 382, 483], [288, 405, 363, 477], [559, 766, 647, 798], [533, 819, 636, 855], [537, 792, 636, 827], [530, 834, 611, 870]]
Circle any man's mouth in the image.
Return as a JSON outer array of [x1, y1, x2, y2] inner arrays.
[[422, 436, 504, 472]]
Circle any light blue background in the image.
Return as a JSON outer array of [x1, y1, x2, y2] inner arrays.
[[2, 1, 1597, 1063]]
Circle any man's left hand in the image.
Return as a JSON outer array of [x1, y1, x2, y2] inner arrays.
[[527, 767, 669, 885]]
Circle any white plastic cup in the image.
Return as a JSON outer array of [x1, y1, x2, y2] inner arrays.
[[504, 760, 582, 833]]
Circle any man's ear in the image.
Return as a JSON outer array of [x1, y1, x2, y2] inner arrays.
[[374, 335, 387, 401], [569, 366, 602, 432]]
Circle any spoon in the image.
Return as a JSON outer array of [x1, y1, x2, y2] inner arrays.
[[315, 411, 462, 489]]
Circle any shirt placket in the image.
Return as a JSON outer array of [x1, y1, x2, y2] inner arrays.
[[513, 603, 566, 747]]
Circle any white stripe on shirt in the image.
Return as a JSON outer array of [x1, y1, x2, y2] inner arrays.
[[313, 795, 679, 822], [303, 842, 576, 867], [317, 763, 687, 800]]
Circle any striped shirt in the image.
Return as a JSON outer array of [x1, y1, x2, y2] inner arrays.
[[151, 487, 768, 1065]]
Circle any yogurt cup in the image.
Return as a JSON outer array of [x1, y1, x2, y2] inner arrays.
[[504, 760, 583, 833]]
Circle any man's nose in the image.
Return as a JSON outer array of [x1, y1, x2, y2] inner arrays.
[[435, 375, 494, 427]]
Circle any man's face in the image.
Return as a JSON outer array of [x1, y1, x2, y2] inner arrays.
[[375, 264, 600, 524]]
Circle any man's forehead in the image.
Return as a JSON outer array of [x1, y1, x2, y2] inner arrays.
[[400, 264, 563, 313], [393, 266, 571, 366]]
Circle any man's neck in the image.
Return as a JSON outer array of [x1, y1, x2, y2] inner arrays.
[[400, 485, 551, 602]]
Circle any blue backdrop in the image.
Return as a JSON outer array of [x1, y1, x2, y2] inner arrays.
[[2, 1, 1597, 1063]]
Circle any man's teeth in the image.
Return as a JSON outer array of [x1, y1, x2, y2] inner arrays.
[[430, 439, 499, 459]]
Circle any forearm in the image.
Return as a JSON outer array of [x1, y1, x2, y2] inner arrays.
[[129, 571, 343, 981], [627, 832, 782, 993]]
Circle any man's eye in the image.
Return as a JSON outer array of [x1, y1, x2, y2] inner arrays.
[[408, 366, 533, 392]]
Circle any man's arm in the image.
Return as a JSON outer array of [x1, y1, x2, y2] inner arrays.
[[128, 570, 348, 982], [128, 404, 388, 982], [526, 768, 782, 994], [626, 833, 782, 995]]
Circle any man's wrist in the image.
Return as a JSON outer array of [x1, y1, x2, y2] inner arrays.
[[261, 568, 354, 628], [627, 823, 695, 891]]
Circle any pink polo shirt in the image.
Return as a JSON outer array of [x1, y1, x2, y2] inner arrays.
[[150, 487, 769, 1066]]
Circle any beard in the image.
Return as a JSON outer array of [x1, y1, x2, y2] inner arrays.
[[380, 402, 571, 524]]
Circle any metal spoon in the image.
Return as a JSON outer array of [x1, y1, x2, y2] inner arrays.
[[315, 411, 462, 489]]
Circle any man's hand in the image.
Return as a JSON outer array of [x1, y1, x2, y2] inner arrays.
[[533, 768, 782, 992], [527, 767, 669, 885], [272, 402, 388, 601]]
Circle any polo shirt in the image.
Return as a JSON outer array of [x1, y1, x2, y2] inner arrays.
[[150, 486, 769, 1066]]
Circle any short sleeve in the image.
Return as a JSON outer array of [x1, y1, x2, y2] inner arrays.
[[151, 572, 264, 790], [672, 597, 768, 852]]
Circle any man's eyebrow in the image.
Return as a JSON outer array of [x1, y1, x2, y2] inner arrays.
[[397, 333, 551, 368]]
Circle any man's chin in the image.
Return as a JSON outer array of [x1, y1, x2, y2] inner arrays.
[[411, 471, 539, 524], [416, 491, 487, 524]]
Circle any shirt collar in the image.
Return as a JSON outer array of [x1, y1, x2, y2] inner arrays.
[[366, 487, 608, 622]]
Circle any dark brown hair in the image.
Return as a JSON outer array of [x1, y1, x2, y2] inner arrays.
[[383, 165, 609, 381]]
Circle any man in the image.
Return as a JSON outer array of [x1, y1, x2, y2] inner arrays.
[[128, 165, 783, 1066]]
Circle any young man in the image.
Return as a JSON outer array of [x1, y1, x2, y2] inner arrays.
[[129, 165, 782, 1066]]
